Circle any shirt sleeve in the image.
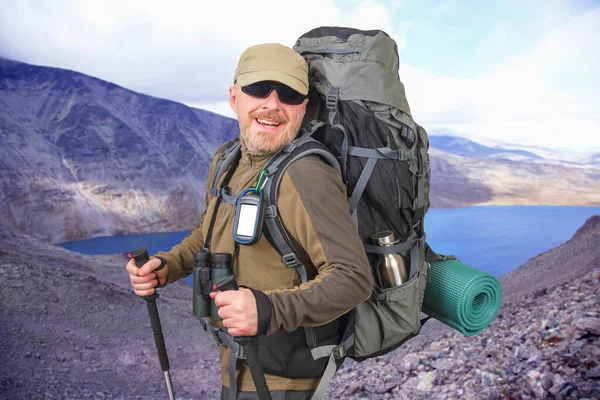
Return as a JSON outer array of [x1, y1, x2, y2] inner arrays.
[[265, 155, 372, 334], [155, 143, 226, 284]]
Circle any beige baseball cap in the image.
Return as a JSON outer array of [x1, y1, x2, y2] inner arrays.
[[233, 43, 309, 95]]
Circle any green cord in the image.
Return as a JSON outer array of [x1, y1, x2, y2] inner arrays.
[[255, 169, 268, 193]]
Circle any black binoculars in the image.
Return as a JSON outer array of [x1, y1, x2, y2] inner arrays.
[[192, 251, 233, 320]]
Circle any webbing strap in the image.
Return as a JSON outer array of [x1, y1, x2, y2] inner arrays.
[[417, 173, 425, 210], [348, 146, 409, 160], [199, 319, 245, 399], [326, 87, 348, 182], [264, 206, 308, 282], [309, 334, 355, 400], [348, 157, 376, 214], [220, 187, 238, 206], [228, 350, 238, 400], [363, 239, 416, 255], [302, 120, 326, 137], [409, 241, 419, 279], [310, 345, 336, 360], [204, 152, 241, 252], [212, 141, 241, 194], [346, 146, 411, 215]]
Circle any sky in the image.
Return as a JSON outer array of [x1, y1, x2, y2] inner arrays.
[[1, 0, 599, 151]]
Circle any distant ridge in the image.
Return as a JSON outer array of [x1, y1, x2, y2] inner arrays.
[[1, 59, 599, 243], [429, 135, 543, 160], [500, 214, 600, 302]]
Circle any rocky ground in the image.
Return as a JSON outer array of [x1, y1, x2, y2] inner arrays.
[[1, 216, 598, 399]]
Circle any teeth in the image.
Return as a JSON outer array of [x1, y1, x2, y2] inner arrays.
[[257, 118, 280, 126]]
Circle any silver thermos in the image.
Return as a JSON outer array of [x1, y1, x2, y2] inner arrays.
[[371, 231, 408, 288]]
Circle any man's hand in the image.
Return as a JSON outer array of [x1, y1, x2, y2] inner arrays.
[[126, 257, 169, 297], [210, 288, 258, 337]]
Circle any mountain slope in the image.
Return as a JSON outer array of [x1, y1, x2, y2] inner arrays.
[[429, 147, 600, 208], [0, 59, 239, 243], [1, 217, 598, 399], [0, 233, 221, 400], [499, 214, 600, 302], [428, 135, 544, 160], [1, 59, 599, 243]]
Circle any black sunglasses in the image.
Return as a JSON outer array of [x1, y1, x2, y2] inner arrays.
[[241, 81, 306, 105]]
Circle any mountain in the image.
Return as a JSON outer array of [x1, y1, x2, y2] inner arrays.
[[428, 135, 544, 160], [428, 147, 600, 208], [0, 59, 239, 243], [499, 214, 600, 303], [1, 59, 599, 243], [1, 217, 598, 399]]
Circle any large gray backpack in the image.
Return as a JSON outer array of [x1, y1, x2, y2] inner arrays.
[[212, 27, 447, 399], [293, 26, 445, 398]]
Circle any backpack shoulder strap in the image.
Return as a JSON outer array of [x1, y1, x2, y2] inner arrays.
[[262, 136, 340, 283], [210, 138, 241, 198]]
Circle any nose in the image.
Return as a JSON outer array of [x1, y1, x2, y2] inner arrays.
[[261, 89, 282, 109]]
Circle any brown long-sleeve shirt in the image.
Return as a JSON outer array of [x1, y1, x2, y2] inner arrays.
[[156, 139, 372, 391]]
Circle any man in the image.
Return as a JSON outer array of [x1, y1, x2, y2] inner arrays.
[[126, 43, 372, 399]]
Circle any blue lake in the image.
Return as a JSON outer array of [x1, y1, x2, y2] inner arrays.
[[59, 206, 599, 284]]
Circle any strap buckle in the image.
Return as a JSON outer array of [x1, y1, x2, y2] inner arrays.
[[265, 205, 278, 218], [282, 252, 301, 268], [202, 319, 224, 346], [284, 142, 297, 153], [326, 87, 339, 111], [235, 342, 246, 359], [332, 344, 346, 360]]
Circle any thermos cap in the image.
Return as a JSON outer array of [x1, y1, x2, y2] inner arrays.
[[371, 231, 398, 246]]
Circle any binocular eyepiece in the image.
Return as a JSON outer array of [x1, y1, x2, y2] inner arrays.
[[192, 251, 233, 320]]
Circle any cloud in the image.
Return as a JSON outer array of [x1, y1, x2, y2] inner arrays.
[[1, 0, 598, 150], [403, 6, 600, 150], [0, 0, 403, 106]]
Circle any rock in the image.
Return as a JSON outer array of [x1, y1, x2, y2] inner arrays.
[[575, 318, 600, 335], [431, 358, 454, 371], [540, 372, 554, 390], [374, 382, 397, 394], [527, 370, 541, 380], [399, 353, 420, 372], [347, 382, 362, 395], [481, 387, 501, 400], [586, 365, 600, 379], [415, 371, 437, 391]]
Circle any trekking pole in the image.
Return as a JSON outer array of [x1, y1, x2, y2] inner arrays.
[[214, 276, 272, 400], [129, 247, 176, 400]]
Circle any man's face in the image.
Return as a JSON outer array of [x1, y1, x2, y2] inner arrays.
[[229, 83, 308, 156]]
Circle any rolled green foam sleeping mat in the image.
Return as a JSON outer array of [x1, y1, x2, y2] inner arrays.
[[422, 259, 502, 336]]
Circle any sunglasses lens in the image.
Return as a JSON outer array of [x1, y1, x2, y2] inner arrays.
[[242, 82, 306, 105], [277, 85, 305, 105], [242, 82, 273, 99]]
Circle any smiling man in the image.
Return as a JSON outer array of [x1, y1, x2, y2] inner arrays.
[[126, 43, 372, 400]]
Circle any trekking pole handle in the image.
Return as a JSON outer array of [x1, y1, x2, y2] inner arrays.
[[213, 275, 239, 291], [129, 247, 160, 301], [128, 247, 175, 400]]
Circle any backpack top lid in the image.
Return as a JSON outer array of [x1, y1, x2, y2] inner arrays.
[[294, 26, 413, 119]]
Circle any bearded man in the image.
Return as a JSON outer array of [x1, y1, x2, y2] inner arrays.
[[126, 43, 371, 400]]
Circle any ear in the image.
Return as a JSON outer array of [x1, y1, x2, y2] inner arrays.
[[300, 97, 309, 112], [229, 86, 237, 114]]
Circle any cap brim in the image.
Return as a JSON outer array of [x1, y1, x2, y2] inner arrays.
[[236, 70, 308, 95]]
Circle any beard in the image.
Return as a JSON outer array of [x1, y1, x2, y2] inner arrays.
[[239, 110, 303, 156]]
